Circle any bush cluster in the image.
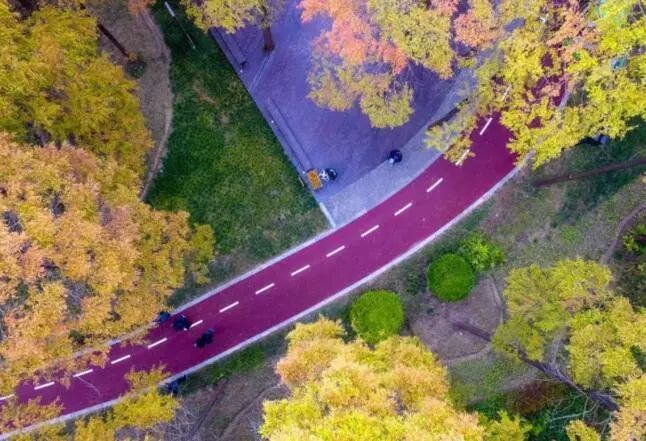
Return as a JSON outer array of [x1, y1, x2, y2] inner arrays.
[[458, 233, 505, 272], [427, 253, 476, 301], [350, 290, 404, 344]]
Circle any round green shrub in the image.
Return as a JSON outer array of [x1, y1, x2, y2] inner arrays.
[[427, 253, 476, 301], [350, 290, 404, 344]]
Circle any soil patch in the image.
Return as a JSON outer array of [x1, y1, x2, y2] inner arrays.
[[89, 0, 173, 198], [409, 277, 502, 362]]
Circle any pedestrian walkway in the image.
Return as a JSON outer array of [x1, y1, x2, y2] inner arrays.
[[209, 0, 459, 210]]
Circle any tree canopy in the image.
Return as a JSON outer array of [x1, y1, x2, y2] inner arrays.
[[492, 259, 646, 440], [299, 0, 498, 128], [431, 0, 646, 167], [0, 2, 153, 181], [260, 317, 528, 441], [0, 134, 213, 393]]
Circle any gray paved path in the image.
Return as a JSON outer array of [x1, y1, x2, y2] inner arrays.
[[210, 0, 471, 225]]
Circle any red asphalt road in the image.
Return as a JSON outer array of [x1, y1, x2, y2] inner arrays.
[[0, 116, 516, 435]]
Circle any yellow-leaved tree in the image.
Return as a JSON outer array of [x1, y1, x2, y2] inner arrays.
[[0, 133, 213, 394], [486, 259, 646, 440], [430, 0, 646, 166], [260, 317, 530, 440], [0, 2, 152, 181], [296, 0, 499, 128], [7, 367, 179, 440]]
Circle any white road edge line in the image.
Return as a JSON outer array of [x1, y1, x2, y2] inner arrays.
[[219, 301, 239, 313], [34, 382, 55, 391], [426, 178, 444, 193], [110, 355, 131, 365], [290, 265, 310, 276], [479, 117, 493, 135], [360, 225, 379, 238], [73, 369, 93, 378], [0, 394, 15, 402], [190, 319, 203, 328], [147, 337, 167, 349], [394, 202, 412, 216], [326, 245, 346, 258], [255, 283, 275, 295]]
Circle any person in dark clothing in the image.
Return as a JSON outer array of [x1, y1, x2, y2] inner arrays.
[[172, 314, 191, 331], [388, 149, 403, 165], [194, 328, 215, 348], [155, 311, 171, 325]]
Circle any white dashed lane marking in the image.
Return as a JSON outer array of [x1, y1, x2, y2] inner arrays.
[[34, 382, 55, 391], [290, 265, 310, 276], [73, 369, 93, 378], [479, 117, 493, 135], [190, 319, 203, 328], [360, 225, 379, 238], [219, 301, 239, 313], [110, 355, 131, 365], [326, 245, 345, 258], [255, 283, 275, 295], [147, 337, 167, 349], [0, 394, 15, 401], [394, 202, 412, 216], [426, 178, 443, 193]]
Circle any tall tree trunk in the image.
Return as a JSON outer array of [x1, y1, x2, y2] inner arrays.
[[262, 26, 274, 52], [14, 0, 38, 15], [260, 6, 274, 52], [533, 156, 646, 187], [97, 23, 130, 58], [451, 320, 620, 412]]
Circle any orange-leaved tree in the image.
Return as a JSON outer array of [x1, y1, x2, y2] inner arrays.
[[0, 133, 213, 394], [299, 0, 500, 128]]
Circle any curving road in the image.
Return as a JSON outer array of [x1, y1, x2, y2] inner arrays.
[[0, 115, 517, 438]]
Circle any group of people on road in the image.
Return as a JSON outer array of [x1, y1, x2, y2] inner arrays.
[[155, 311, 215, 349]]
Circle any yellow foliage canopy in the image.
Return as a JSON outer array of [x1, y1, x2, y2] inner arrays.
[[0, 134, 213, 392]]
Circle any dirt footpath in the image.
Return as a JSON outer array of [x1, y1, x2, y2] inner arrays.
[[89, 0, 172, 198]]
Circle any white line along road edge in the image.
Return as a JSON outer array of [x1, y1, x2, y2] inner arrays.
[[0, 166, 521, 441]]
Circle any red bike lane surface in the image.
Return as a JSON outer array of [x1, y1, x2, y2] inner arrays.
[[1, 117, 515, 432]]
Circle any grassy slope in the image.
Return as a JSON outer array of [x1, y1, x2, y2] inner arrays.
[[148, 1, 325, 266]]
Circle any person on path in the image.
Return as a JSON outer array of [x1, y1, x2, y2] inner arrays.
[[388, 149, 403, 165], [155, 311, 171, 324], [172, 314, 191, 331], [194, 328, 215, 348]]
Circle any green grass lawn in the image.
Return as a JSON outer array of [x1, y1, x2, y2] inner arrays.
[[148, 1, 326, 265]]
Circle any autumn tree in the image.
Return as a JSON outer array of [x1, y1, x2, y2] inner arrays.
[[432, 0, 646, 166], [485, 259, 645, 440], [4, 367, 179, 440], [184, 0, 285, 51], [0, 2, 152, 180], [0, 134, 213, 394], [298, 0, 498, 128], [260, 317, 529, 440]]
